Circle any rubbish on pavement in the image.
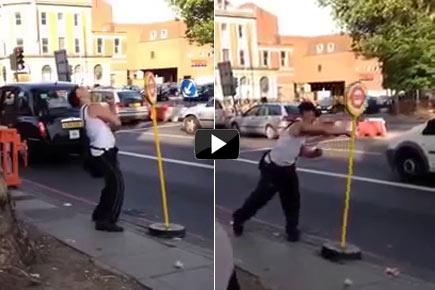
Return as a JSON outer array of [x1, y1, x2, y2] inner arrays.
[[343, 278, 353, 287], [30, 273, 41, 279], [273, 232, 280, 237], [385, 267, 400, 277], [174, 260, 184, 269], [65, 239, 76, 244], [63, 203, 72, 207]]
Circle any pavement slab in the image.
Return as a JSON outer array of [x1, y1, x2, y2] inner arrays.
[[221, 223, 435, 290], [12, 190, 214, 290]]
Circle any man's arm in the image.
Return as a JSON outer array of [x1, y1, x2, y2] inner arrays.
[[300, 122, 349, 137], [89, 103, 121, 128]]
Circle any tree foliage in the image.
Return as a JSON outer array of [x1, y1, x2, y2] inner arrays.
[[168, 0, 214, 46], [319, 0, 435, 90]]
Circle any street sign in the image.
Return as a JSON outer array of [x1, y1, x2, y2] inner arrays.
[[54, 49, 71, 82], [144, 71, 157, 105], [346, 83, 366, 117], [218, 61, 236, 97], [180, 79, 198, 98]]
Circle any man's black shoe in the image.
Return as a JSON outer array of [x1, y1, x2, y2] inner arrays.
[[287, 229, 300, 242], [232, 222, 244, 237], [95, 222, 124, 232]]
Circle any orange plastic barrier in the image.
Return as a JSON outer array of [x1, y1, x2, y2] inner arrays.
[[357, 118, 387, 137], [0, 128, 27, 187]]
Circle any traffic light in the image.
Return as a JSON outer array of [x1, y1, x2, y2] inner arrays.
[[233, 77, 239, 90], [15, 47, 24, 70]]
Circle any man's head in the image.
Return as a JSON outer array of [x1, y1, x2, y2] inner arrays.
[[68, 86, 90, 107], [298, 101, 320, 123]]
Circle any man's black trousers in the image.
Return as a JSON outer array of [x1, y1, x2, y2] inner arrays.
[[91, 147, 125, 223], [233, 157, 300, 235]]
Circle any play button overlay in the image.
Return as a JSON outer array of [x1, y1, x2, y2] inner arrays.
[[195, 129, 239, 159]]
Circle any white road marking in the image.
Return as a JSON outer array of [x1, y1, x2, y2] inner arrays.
[[138, 132, 194, 140], [119, 151, 213, 169], [117, 123, 181, 133], [240, 146, 382, 156], [235, 158, 435, 192]]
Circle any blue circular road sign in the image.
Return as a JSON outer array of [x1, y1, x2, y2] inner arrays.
[[180, 79, 198, 98]]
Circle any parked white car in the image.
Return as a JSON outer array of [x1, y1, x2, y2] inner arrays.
[[179, 98, 214, 134], [386, 118, 435, 180]]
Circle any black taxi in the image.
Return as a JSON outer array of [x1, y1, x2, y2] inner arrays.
[[0, 82, 85, 158]]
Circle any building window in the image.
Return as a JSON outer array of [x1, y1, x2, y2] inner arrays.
[[222, 49, 229, 62], [160, 29, 168, 39], [316, 43, 324, 54], [327, 42, 335, 53], [114, 38, 120, 54], [280, 51, 288, 67], [150, 31, 157, 40], [150, 51, 155, 59], [58, 37, 65, 50], [41, 12, 47, 25], [239, 50, 245, 66], [57, 13, 63, 21], [42, 38, 49, 53], [260, 76, 269, 97], [16, 38, 23, 48], [94, 64, 103, 81], [97, 38, 103, 54], [74, 14, 79, 26], [238, 25, 243, 38], [15, 12, 21, 25], [262, 51, 269, 66], [42, 65, 52, 81], [74, 39, 80, 54], [317, 64, 322, 72], [221, 23, 227, 31]]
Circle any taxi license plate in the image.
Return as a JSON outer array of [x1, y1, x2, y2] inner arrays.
[[62, 121, 83, 129], [69, 130, 80, 140], [130, 103, 141, 108]]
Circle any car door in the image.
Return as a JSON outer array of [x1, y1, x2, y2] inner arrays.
[[252, 105, 269, 134], [0, 86, 19, 128], [421, 119, 435, 171], [15, 89, 39, 141], [239, 105, 260, 134], [198, 98, 215, 128]]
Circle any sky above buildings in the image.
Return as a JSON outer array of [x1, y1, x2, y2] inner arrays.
[[108, 0, 340, 36]]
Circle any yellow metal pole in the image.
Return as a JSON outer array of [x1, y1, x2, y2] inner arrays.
[[340, 116, 357, 248], [150, 104, 170, 228]]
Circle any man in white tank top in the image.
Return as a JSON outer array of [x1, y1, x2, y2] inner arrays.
[[68, 86, 125, 232], [233, 102, 349, 242]]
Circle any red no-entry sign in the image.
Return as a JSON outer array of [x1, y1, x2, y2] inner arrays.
[[346, 83, 367, 117]]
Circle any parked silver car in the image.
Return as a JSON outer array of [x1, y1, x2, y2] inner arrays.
[[231, 103, 300, 139], [91, 89, 149, 123], [179, 98, 215, 134]]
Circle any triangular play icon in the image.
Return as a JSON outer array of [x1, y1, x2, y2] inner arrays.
[[211, 134, 227, 154]]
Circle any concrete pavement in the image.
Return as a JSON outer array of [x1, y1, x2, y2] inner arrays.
[[12, 189, 213, 290], [218, 222, 435, 290]]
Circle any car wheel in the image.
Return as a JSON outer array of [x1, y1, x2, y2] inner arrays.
[[265, 125, 277, 139], [231, 122, 240, 131], [395, 150, 425, 181], [184, 116, 200, 134]]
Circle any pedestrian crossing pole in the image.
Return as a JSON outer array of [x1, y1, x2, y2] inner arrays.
[[144, 72, 185, 238], [321, 82, 366, 261]]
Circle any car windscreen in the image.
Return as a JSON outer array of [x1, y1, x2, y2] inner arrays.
[[117, 91, 143, 103], [32, 87, 73, 114], [284, 105, 299, 114]]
